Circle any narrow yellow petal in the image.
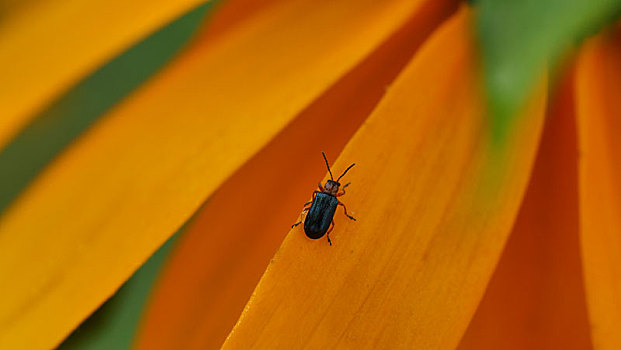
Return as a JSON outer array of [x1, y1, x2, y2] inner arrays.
[[0, 0, 208, 148], [459, 68, 592, 350], [0, 0, 433, 348], [223, 7, 547, 349], [576, 30, 621, 349]]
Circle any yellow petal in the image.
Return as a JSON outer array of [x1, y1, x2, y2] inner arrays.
[[134, 1, 460, 348], [0, 0, 208, 148], [459, 68, 592, 350], [576, 30, 621, 349], [0, 0, 436, 348], [222, 7, 547, 349]]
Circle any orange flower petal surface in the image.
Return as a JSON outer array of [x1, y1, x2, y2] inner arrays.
[[576, 30, 621, 349], [134, 1, 460, 348], [458, 67, 592, 350], [0, 0, 208, 149], [222, 7, 547, 349], [0, 0, 426, 348]]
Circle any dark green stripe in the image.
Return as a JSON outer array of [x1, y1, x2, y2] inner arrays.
[[57, 231, 179, 350], [57, 195, 211, 350], [0, 1, 213, 215]]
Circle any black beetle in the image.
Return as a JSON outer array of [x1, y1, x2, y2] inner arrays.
[[292, 152, 356, 245]]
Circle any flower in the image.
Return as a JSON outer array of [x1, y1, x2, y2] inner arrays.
[[0, 0, 619, 349]]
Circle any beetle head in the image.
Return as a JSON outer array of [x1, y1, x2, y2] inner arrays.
[[321, 152, 355, 195], [324, 180, 340, 195]]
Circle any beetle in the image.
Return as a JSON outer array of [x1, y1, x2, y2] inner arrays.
[[292, 152, 356, 245]]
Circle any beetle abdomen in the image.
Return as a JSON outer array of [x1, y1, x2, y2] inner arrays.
[[304, 193, 338, 239]]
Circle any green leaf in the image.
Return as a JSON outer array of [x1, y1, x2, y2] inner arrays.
[[476, 0, 621, 140]]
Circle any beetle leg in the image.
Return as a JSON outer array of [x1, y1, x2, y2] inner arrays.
[[291, 207, 310, 228], [326, 220, 335, 246], [303, 191, 320, 208], [293, 191, 321, 228], [318, 182, 324, 192], [336, 182, 350, 197], [338, 202, 356, 221], [301, 191, 321, 209]]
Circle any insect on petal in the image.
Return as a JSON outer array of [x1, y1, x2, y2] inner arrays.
[[0, 0, 442, 348], [134, 0, 460, 348], [223, 7, 547, 349]]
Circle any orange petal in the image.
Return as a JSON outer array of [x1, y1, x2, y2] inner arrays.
[[0, 0, 209, 149], [222, 7, 547, 349], [0, 0, 438, 348], [134, 1, 460, 348], [458, 66, 592, 350], [576, 30, 621, 349]]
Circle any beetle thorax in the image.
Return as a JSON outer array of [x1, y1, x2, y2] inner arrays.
[[323, 180, 340, 196]]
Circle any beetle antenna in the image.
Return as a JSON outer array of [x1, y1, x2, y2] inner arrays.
[[322, 152, 334, 180], [337, 163, 356, 182]]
